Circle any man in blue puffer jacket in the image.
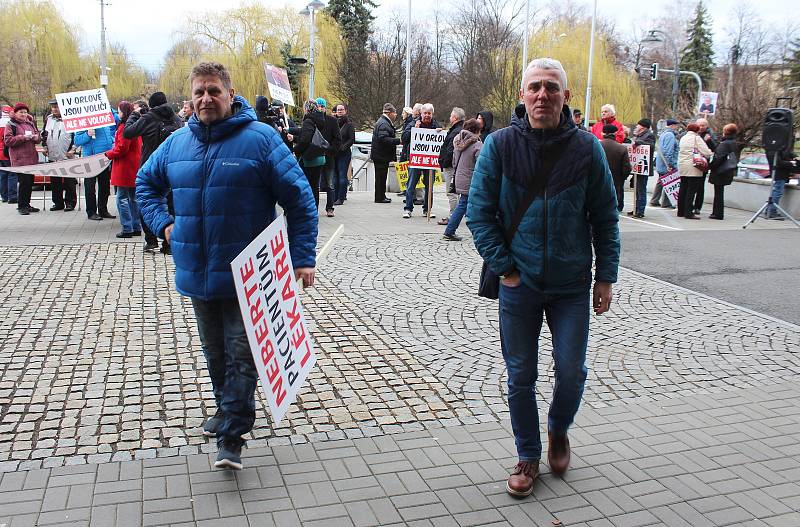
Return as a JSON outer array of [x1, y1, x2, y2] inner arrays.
[[74, 120, 116, 220], [137, 62, 318, 470], [467, 58, 619, 497]]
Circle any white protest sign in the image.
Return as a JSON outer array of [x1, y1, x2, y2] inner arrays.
[[264, 64, 295, 107], [2, 154, 111, 179], [627, 144, 651, 176], [0, 105, 11, 129], [231, 215, 316, 426], [55, 88, 115, 133], [409, 128, 447, 170], [659, 169, 681, 206]]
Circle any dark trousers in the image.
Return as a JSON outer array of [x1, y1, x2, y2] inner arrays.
[[678, 177, 703, 218], [141, 191, 173, 245], [17, 173, 34, 210], [85, 165, 111, 217], [335, 152, 352, 202], [303, 164, 323, 209], [321, 163, 336, 212], [50, 177, 77, 208], [191, 298, 258, 444], [613, 180, 624, 212], [374, 161, 389, 202], [693, 174, 706, 212], [0, 159, 17, 202], [712, 184, 725, 218]]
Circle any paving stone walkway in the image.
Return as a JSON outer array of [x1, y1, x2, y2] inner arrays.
[[1, 190, 799, 526]]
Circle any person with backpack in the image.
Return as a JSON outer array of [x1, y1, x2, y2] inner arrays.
[[42, 99, 77, 211], [3, 103, 41, 215], [124, 91, 183, 253]]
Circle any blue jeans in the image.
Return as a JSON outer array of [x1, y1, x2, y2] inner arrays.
[[499, 282, 590, 461], [191, 298, 259, 445], [404, 168, 432, 212], [116, 187, 141, 233], [335, 152, 351, 202], [444, 194, 468, 236], [635, 175, 648, 215], [767, 179, 786, 217], [0, 160, 17, 202], [321, 163, 336, 212]]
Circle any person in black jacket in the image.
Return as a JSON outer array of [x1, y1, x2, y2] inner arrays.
[[333, 103, 355, 205], [124, 91, 183, 253], [476, 110, 495, 141], [315, 98, 341, 217], [707, 123, 739, 220], [402, 103, 441, 218], [765, 146, 799, 220], [370, 103, 400, 203], [628, 118, 656, 218], [437, 107, 464, 225], [292, 100, 328, 211]]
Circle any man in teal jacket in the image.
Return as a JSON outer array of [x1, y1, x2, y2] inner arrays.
[[467, 58, 619, 497], [137, 62, 318, 471]]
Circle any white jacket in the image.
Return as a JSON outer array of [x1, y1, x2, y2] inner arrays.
[[678, 131, 712, 178]]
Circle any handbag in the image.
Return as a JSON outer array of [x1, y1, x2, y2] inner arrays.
[[303, 128, 329, 160], [692, 137, 709, 172], [717, 150, 738, 175], [478, 141, 566, 299]]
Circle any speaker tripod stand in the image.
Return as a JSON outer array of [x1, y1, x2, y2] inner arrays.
[[743, 151, 800, 229]]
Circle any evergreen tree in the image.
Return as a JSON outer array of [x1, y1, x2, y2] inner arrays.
[[787, 38, 800, 86], [326, 0, 376, 49], [679, 1, 714, 105]]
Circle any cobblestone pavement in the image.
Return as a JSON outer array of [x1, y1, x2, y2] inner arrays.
[[1, 190, 799, 526]]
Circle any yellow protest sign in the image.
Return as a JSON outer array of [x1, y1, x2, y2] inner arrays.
[[395, 161, 443, 191]]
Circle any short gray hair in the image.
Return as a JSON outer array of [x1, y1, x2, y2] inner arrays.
[[421, 103, 434, 114], [190, 62, 233, 90], [451, 107, 465, 120], [601, 104, 616, 115], [521, 58, 568, 90]]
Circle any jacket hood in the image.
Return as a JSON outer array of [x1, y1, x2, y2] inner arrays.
[[477, 111, 494, 132], [151, 103, 176, 120], [454, 129, 480, 151], [187, 95, 254, 143], [511, 103, 577, 147]]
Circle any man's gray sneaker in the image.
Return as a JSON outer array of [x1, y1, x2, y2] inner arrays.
[[203, 409, 224, 437], [215, 439, 244, 470]]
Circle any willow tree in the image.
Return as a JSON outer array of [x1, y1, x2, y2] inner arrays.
[[524, 19, 644, 125], [159, 2, 343, 108], [0, 0, 84, 111]]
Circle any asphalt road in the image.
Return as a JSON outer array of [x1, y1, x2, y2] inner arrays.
[[620, 228, 800, 325]]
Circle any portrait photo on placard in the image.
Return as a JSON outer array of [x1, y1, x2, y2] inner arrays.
[[697, 91, 718, 116]]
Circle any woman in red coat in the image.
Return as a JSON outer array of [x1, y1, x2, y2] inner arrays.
[[105, 101, 142, 238]]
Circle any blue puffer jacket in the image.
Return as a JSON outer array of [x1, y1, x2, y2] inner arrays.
[[136, 96, 318, 300], [467, 104, 620, 295], [74, 124, 116, 156]]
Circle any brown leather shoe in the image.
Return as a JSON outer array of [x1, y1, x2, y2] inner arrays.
[[506, 460, 539, 497], [548, 432, 571, 475]]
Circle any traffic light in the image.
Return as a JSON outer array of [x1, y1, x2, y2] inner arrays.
[[650, 63, 659, 81]]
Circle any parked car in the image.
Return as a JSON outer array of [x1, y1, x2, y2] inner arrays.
[[736, 152, 769, 180]]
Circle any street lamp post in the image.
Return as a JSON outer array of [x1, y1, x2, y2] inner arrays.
[[404, 0, 411, 108], [300, 0, 325, 100], [583, 0, 597, 130], [642, 29, 679, 114]]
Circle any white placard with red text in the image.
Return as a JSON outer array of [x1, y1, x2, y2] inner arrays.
[[627, 144, 651, 176], [409, 128, 447, 169], [55, 88, 115, 133], [230, 215, 316, 426], [659, 169, 681, 206], [0, 105, 12, 129]]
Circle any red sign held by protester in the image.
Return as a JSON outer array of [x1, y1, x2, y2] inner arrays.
[[55, 88, 115, 133]]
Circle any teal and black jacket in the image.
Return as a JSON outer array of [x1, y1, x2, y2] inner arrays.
[[466, 104, 620, 295]]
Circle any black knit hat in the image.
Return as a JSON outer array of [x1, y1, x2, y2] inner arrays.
[[637, 118, 652, 129], [255, 95, 269, 112], [148, 91, 167, 108]]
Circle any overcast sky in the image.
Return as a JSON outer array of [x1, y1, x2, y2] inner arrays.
[[60, 0, 795, 72]]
